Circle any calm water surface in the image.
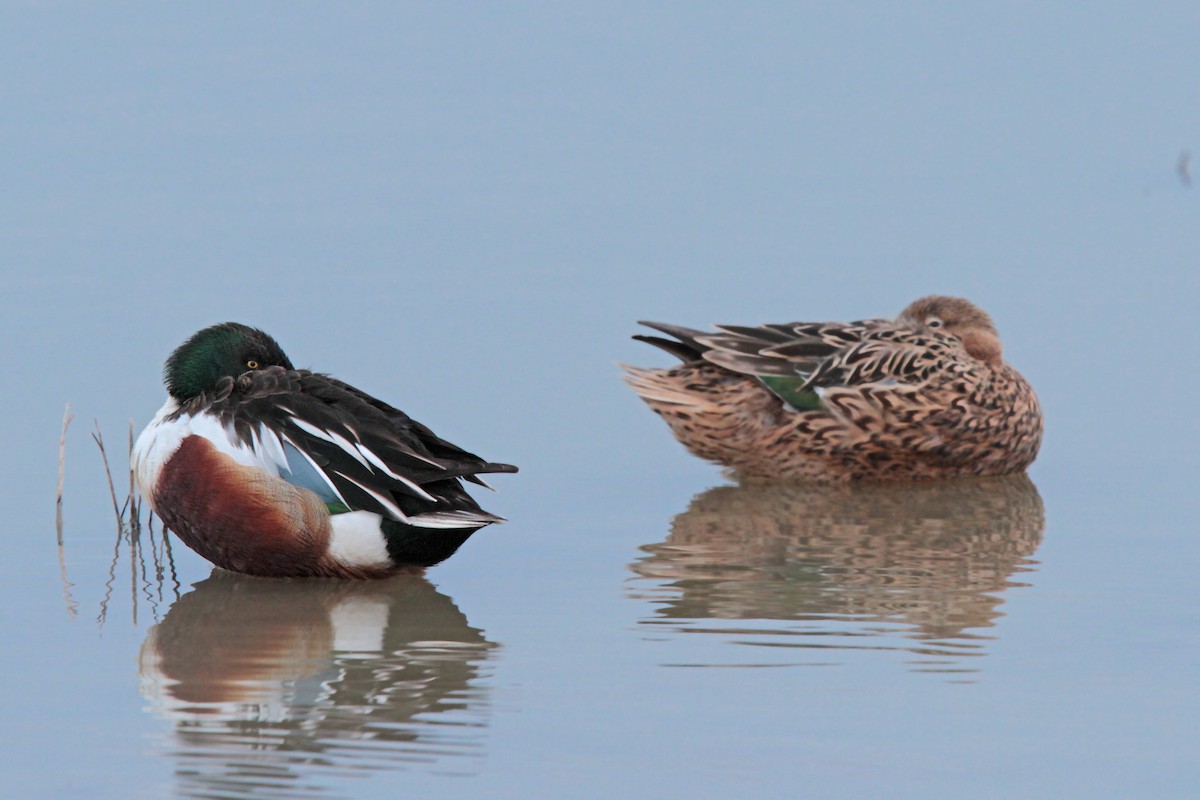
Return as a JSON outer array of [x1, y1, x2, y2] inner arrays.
[[3, 5, 1199, 799], [629, 476, 1044, 676], [141, 573, 496, 796]]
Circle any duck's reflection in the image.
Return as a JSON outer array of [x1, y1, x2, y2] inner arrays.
[[630, 474, 1044, 676], [140, 571, 498, 797]]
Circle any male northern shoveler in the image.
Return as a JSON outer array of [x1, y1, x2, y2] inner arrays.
[[623, 296, 1042, 481], [133, 323, 517, 578]]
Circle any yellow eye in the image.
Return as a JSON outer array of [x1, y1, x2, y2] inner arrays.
[[246, 360, 260, 369]]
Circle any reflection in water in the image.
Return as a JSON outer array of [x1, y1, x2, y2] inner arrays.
[[630, 475, 1044, 677], [140, 572, 498, 798]]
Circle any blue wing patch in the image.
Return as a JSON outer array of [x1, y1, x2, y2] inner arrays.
[[279, 441, 348, 511]]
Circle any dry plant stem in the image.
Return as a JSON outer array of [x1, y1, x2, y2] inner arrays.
[[92, 421, 123, 529], [128, 420, 141, 532], [85, 418, 175, 625], [126, 419, 141, 625], [93, 419, 128, 626], [57, 404, 78, 619], [56, 404, 76, 546]]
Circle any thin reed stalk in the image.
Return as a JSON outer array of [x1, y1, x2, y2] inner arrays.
[[92, 421, 123, 529], [56, 404, 78, 618], [56, 404, 76, 545]]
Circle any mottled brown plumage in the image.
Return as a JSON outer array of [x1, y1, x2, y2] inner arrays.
[[624, 296, 1042, 481]]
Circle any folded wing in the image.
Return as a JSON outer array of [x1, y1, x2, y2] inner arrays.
[[636, 318, 960, 412], [211, 367, 515, 528]]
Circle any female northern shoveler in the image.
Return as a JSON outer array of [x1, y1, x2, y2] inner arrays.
[[133, 323, 517, 578], [623, 296, 1042, 481]]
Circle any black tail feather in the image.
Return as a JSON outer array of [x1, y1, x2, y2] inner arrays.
[[632, 334, 703, 363], [633, 321, 712, 363]]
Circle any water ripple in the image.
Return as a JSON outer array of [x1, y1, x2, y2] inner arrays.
[[139, 572, 498, 798], [629, 474, 1045, 677]]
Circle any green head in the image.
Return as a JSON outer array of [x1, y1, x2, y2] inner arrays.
[[164, 322, 294, 400]]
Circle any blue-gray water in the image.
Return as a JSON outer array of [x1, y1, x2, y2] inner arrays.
[[3, 5, 1198, 798]]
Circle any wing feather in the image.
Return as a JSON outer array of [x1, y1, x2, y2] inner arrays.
[[206, 367, 515, 525], [635, 317, 964, 413]]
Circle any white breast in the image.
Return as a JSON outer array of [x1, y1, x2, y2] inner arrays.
[[132, 398, 277, 503]]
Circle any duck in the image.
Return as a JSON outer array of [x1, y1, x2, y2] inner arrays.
[[623, 296, 1042, 481], [132, 323, 517, 578]]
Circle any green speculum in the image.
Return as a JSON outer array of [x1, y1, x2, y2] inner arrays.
[[758, 375, 824, 412]]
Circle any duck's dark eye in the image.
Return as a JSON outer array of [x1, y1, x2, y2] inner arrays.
[[926, 318, 943, 329], [246, 359, 260, 369]]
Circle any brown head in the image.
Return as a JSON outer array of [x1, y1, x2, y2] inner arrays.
[[898, 296, 1003, 366]]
